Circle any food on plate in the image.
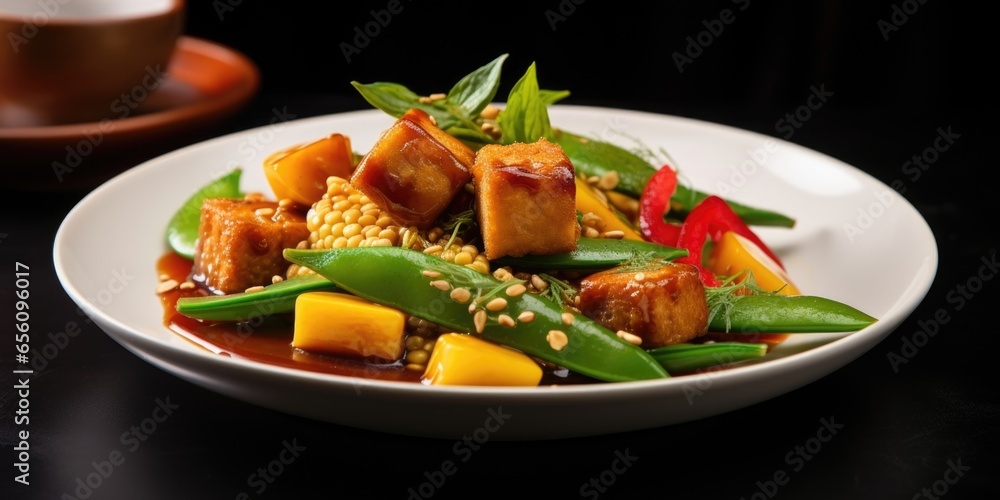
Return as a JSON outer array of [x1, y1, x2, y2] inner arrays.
[[157, 55, 877, 387]]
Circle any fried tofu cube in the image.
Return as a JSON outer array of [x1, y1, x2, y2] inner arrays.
[[191, 198, 309, 294], [472, 138, 579, 259], [350, 108, 475, 228], [577, 263, 709, 348]]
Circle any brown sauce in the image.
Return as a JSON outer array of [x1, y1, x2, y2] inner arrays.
[[158, 252, 785, 385], [157, 252, 595, 385]]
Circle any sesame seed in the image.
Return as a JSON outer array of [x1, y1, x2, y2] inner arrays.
[[179, 281, 196, 290], [498, 314, 515, 327], [422, 270, 441, 278], [428, 115, 437, 126], [584, 227, 601, 239], [546, 330, 568, 351], [530, 275, 548, 291], [271, 275, 284, 284], [634, 272, 645, 282], [156, 279, 179, 294], [450, 287, 471, 303], [517, 311, 535, 322], [423, 245, 443, 255], [505, 284, 527, 297], [474, 310, 487, 333], [616, 330, 643, 346], [486, 298, 508, 311], [561, 312, 574, 325], [602, 230, 625, 239], [278, 198, 295, 208], [597, 170, 620, 191], [480, 104, 500, 120], [429, 93, 446, 101], [158, 273, 170, 281], [245, 285, 266, 294], [429, 280, 451, 291], [468, 303, 478, 314], [418, 96, 433, 103]]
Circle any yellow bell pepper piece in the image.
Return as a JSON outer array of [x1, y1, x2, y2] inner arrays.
[[575, 177, 644, 241], [707, 231, 801, 295], [264, 133, 355, 206], [292, 292, 405, 360], [423, 333, 543, 386]]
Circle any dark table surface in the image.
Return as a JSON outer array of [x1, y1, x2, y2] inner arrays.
[[2, 2, 996, 499]]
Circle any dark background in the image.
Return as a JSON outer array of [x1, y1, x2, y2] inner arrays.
[[2, 1, 995, 499]]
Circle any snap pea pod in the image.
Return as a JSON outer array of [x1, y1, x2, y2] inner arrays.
[[284, 247, 669, 382], [175, 274, 340, 322], [646, 342, 767, 373], [552, 129, 796, 228], [493, 237, 687, 270], [166, 168, 243, 260], [708, 295, 877, 334]]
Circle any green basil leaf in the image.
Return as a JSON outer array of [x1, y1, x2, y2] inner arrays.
[[540, 89, 571, 105], [447, 53, 508, 117], [497, 62, 552, 144], [166, 168, 242, 260], [350, 81, 459, 129]]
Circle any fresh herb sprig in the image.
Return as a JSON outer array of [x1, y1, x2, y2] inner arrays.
[[705, 271, 784, 333]]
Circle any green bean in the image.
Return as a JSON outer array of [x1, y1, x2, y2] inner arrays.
[[284, 246, 669, 382], [175, 274, 340, 322], [553, 129, 796, 228], [493, 237, 687, 270], [646, 342, 767, 373], [165, 168, 243, 260], [708, 295, 877, 333]]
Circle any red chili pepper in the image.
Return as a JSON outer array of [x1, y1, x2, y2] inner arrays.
[[675, 195, 785, 287], [638, 165, 682, 246]]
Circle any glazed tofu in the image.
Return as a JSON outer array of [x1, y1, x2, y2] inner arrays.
[[191, 198, 309, 294], [472, 138, 579, 259], [350, 108, 475, 228], [577, 263, 709, 348]]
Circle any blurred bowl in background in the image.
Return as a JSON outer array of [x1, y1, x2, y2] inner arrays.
[[2, 36, 260, 192], [0, 0, 186, 127]]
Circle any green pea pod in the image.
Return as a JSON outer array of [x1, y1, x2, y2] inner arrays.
[[553, 129, 652, 198], [647, 342, 767, 373], [176, 275, 340, 322], [493, 237, 687, 270], [166, 168, 243, 259], [669, 185, 796, 228], [284, 247, 669, 382], [553, 129, 795, 228], [708, 295, 877, 333]]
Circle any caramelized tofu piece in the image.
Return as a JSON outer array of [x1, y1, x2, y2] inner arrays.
[[472, 138, 579, 259], [350, 108, 474, 228], [577, 263, 709, 348], [191, 198, 309, 294]]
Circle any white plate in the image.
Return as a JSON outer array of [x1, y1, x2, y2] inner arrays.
[[53, 105, 937, 440]]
